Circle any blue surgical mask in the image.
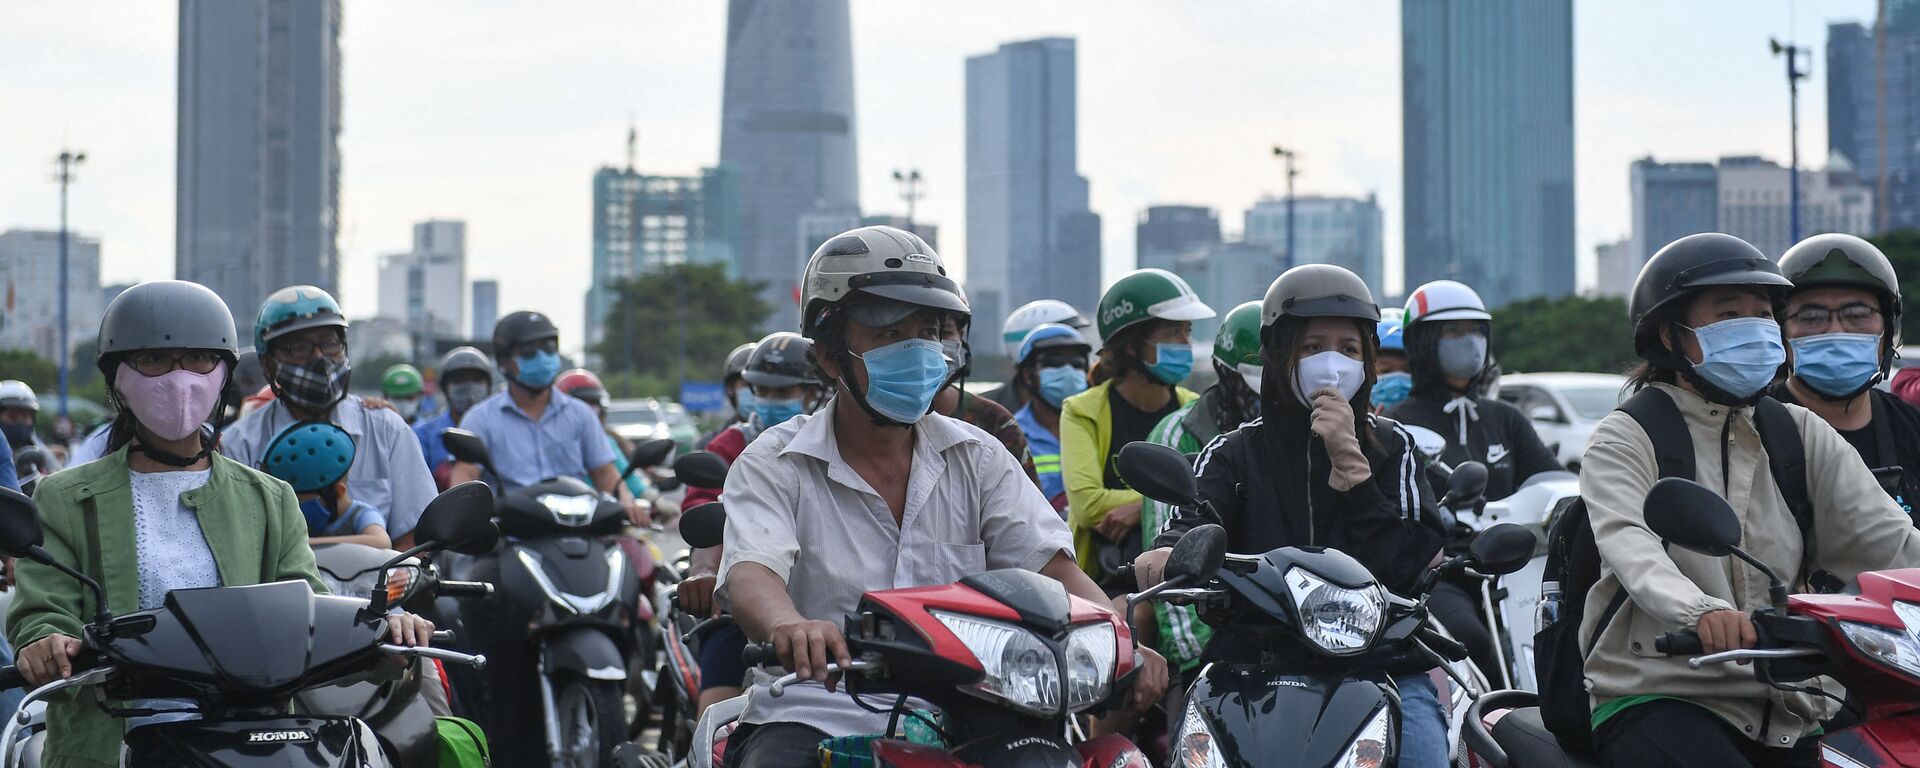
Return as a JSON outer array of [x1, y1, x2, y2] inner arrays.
[[300, 497, 334, 532], [754, 398, 806, 426], [734, 388, 758, 419], [1790, 332, 1883, 398], [1687, 317, 1786, 398], [1372, 371, 1414, 409], [852, 339, 950, 425], [1146, 343, 1194, 385], [515, 350, 562, 389], [1038, 365, 1087, 408]]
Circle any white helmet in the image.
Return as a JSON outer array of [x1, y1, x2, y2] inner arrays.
[[1000, 299, 1091, 358], [0, 380, 38, 412], [1403, 280, 1492, 326]]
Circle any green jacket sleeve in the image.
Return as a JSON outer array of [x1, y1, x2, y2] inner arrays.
[[9, 480, 91, 650]]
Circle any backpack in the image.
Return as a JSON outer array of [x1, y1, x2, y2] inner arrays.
[[435, 716, 492, 768], [1533, 388, 1811, 752]]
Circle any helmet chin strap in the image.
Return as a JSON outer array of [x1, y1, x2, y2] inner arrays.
[[130, 425, 215, 468]]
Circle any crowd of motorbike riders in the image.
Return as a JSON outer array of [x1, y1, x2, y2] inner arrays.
[[0, 222, 1917, 767]]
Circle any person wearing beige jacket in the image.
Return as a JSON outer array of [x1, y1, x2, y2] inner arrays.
[[1580, 233, 1920, 768]]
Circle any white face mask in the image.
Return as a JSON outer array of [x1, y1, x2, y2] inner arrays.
[[1292, 350, 1367, 407]]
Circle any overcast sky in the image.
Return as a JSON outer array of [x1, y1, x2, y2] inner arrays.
[[0, 0, 1874, 352]]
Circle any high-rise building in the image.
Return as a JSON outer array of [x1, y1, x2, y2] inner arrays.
[[1167, 242, 1286, 343], [1630, 159, 1719, 267], [176, 0, 342, 322], [859, 215, 939, 252], [0, 230, 103, 362], [585, 166, 740, 348], [1401, 0, 1575, 308], [1136, 206, 1221, 272], [377, 220, 468, 350], [966, 37, 1103, 330], [1592, 239, 1636, 299], [1828, 4, 1920, 231], [1244, 195, 1386, 292], [471, 280, 498, 341], [718, 0, 859, 327], [1717, 156, 1874, 259]]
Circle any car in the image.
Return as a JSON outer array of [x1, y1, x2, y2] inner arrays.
[[657, 401, 698, 452], [605, 399, 669, 444], [1495, 371, 1631, 472]]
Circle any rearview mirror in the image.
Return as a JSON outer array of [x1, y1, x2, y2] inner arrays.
[[629, 438, 677, 471], [1443, 461, 1489, 507], [441, 428, 492, 468], [680, 502, 727, 549], [1166, 524, 1228, 585], [1643, 477, 1741, 557], [0, 487, 44, 557], [673, 451, 731, 489], [1468, 523, 1538, 576], [1402, 424, 1447, 460], [413, 481, 499, 556], [1115, 441, 1199, 509]]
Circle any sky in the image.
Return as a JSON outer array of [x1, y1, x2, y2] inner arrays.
[[0, 0, 1878, 354]]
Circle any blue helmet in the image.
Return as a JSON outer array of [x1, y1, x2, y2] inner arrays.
[[260, 421, 356, 493], [255, 285, 349, 353], [1017, 323, 1091, 366], [1377, 313, 1405, 353]]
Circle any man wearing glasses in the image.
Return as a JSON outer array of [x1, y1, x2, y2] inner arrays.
[[1774, 235, 1920, 521], [221, 285, 438, 545]]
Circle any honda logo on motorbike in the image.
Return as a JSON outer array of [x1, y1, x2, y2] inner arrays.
[[245, 730, 314, 743]]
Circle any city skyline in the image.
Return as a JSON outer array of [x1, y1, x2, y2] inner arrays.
[[0, 1, 1877, 353]]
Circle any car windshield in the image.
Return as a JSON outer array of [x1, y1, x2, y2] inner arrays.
[[606, 408, 660, 427], [1561, 385, 1626, 420], [663, 405, 692, 427]]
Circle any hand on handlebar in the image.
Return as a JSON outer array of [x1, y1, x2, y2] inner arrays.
[[677, 573, 718, 618], [389, 612, 436, 648], [1697, 610, 1756, 662], [1130, 646, 1169, 712], [18, 634, 82, 688], [768, 619, 852, 692]]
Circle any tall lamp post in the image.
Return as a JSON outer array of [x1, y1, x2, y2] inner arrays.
[[1271, 146, 1299, 269], [1771, 38, 1810, 242], [892, 169, 924, 233], [54, 149, 86, 422]]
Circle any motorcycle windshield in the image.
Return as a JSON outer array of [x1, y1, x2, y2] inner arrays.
[[497, 477, 626, 537], [103, 581, 383, 699]]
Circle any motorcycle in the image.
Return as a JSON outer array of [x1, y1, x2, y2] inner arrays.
[[437, 427, 686, 768], [1463, 476, 1920, 768], [0, 481, 497, 768], [637, 453, 734, 762], [1114, 440, 1537, 767]]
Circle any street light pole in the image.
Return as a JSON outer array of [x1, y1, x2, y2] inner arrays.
[[1272, 146, 1299, 269], [54, 149, 86, 422], [1772, 38, 1810, 242], [892, 169, 924, 233]]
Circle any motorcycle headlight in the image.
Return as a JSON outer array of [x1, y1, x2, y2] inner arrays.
[[1284, 566, 1385, 655], [1172, 701, 1226, 768], [1333, 704, 1391, 768], [1838, 600, 1920, 681], [537, 493, 598, 527], [932, 611, 1061, 716], [1064, 621, 1118, 710]]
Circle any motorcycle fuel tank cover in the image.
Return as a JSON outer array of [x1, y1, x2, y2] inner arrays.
[[959, 568, 1071, 632], [1188, 664, 1396, 766]]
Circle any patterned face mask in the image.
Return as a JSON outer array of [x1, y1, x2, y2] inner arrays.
[[275, 356, 352, 413]]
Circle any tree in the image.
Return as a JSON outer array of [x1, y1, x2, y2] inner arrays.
[[1489, 295, 1637, 375], [1866, 229, 1920, 345], [0, 349, 58, 393], [594, 263, 772, 382]]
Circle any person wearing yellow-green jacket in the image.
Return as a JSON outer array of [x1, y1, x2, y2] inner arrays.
[[1061, 269, 1212, 595]]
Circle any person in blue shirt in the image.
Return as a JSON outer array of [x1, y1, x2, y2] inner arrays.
[[0, 436, 19, 721], [448, 311, 646, 525], [1009, 323, 1092, 515], [414, 346, 495, 491]]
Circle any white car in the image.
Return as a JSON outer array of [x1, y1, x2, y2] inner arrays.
[[1495, 372, 1631, 472], [605, 399, 669, 444]]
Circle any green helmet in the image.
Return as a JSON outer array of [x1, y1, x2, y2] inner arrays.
[[1213, 301, 1263, 368], [1095, 268, 1215, 343], [382, 364, 425, 397]]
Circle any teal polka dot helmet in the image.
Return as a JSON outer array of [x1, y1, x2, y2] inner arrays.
[[260, 421, 356, 493], [255, 285, 349, 354]]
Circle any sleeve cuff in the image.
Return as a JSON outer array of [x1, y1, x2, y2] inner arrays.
[[1021, 545, 1074, 573], [716, 553, 794, 603], [1679, 596, 1737, 629]]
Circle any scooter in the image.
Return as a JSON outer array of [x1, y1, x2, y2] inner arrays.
[[0, 482, 497, 768], [637, 454, 734, 762], [1463, 477, 1920, 767], [1115, 441, 1538, 767]]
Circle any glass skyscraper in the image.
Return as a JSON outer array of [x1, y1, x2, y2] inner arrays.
[[585, 166, 739, 350], [1828, 3, 1920, 232]]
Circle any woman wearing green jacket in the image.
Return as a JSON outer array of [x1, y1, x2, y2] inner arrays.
[[1061, 269, 1211, 593], [9, 281, 436, 768]]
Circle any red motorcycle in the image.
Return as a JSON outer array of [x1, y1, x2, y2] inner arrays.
[[1464, 477, 1920, 768]]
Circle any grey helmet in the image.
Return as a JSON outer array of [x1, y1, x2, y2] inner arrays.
[[1261, 264, 1381, 327], [799, 225, 969, 339], [723, 342, 757, 383], [97, 280, 240, 378], [1778, 233, 1902, 342], [437, 346, 495, 388]]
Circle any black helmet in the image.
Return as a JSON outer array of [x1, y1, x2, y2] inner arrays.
[[96, 280, 240, 378], [1778, 233, 1902, 336], [1630, 233, 1791, 338], [723, 342, 757, 383], [438, 346, 495, 387], [1261, 264, 1381, 327], [492, 311, 560, 354], [742, 332, 821, 388]]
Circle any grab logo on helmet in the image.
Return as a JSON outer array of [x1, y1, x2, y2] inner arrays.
[[1100, 299, 1135, 329]]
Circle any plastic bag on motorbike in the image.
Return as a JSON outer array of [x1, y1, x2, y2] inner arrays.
[[436, 716, 492, 767], [816, 711, 944, 768]]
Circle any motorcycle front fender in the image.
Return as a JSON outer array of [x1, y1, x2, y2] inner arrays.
[[541, 627, 628, 681], [876, 737, 1083, 768], [1187, 664, 1397, 767], [124, 716, 389, 767], [1823, 712, 1920, 767], [1075, 733, 1152, 767]]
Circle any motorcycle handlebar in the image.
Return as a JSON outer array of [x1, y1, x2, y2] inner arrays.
[[438, 580, 494, 598], [742, 642, 777, 668], [0, 666, 21, 692], [1655, 632, 1702, 656]]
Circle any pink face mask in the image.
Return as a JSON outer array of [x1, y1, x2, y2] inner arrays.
[[115, 361, 228, 441]]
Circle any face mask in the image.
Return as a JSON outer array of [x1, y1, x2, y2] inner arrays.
[[941, 340, 969, 381], [116, 361, 229, 441], [392, 397, 420, 421], [734, 388, 758, 419], [1790, 332, 1883, 398], [1147, 343, 1194, 385], [1234, 363, 1265, 394], [754, 398, 806, 426], [445, 381, 490, 414], [1371, 371, 1414, 410], [275, 356, 351, 413], [1292, 350, 1367, 407], [1, 422, 32, 449], [1686, 317, 1787, 398], [1038, 365, 1088, 408], [852, 339, 950, 425], [299, 497, 335, 532], [1436, 334, 1488, 381], [514, 350, 562, 390]]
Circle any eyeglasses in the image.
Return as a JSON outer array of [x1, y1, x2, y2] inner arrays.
[[1034, 353, 1089, 370], [128, 350, 223, 377], [1786, 303, 1881, 333], [517, 339, 559, 357], [273, 338, 346, 362]]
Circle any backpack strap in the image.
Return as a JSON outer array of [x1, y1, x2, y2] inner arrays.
[[1751, 396, 1815, 582], [1617, 388, 1695, 482]]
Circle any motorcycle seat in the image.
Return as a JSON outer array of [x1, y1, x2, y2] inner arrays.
[[1490, 707, 1600, 768]]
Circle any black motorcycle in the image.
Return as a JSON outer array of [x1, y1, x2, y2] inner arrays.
[[0, 481, 497, 768], [1115, 441, 1536, 767]]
